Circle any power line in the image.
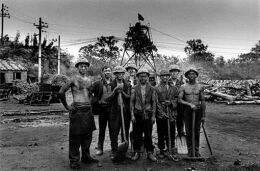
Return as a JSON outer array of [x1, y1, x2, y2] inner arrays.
[[150, 27, 186, 43], [11, 15, 33, 24]]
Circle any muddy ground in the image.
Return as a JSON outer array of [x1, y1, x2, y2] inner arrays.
[[0, 100, 260, 171]]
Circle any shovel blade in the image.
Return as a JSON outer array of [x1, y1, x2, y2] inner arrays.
[[176, 135, 188, 154], [112, 141, 129, 162]]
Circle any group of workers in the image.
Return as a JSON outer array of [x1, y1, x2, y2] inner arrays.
[[59, 57, 206, 169]]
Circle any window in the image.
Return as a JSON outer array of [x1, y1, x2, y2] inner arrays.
[[13, 72, 22, 80], [0, 73, 5, 84]]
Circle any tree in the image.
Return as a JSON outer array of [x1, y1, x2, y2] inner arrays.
[[184, 39, 214, 63], [25, 34, 30, 48], [79, 36, 120, 65], [96, 36, 119, 63], [214, 56, 225, 67]]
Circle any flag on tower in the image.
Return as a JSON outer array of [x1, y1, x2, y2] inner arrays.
[[138, 13, 144, 21]]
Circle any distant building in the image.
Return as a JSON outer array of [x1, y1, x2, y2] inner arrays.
[[0, 59, 28, 84]]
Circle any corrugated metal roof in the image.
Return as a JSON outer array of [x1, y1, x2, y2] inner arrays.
[[0, 59, 28, 71]]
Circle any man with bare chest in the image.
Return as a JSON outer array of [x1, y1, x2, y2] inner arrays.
[[178, 68, 206, 157], [59, 57, 98, 169]]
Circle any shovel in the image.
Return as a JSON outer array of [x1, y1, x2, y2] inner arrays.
[[202, 124, 213, 155], [166, 106, 178, 161], [112, 92, 129, 162]]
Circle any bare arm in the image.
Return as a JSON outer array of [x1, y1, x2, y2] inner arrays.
[[58, 80, 73, 111], [200, 87, 206, 118], [121, 85, 130, 100]]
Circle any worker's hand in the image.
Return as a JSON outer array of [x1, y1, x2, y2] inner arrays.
[[165, 100, 171, 106], [151, 117, 156, 124], [117, 88, 123, 94], [131, 115, 136, 124], [190, 103, 197, 110]]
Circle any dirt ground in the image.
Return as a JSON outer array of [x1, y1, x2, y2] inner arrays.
[[0, 100, 260, 171]]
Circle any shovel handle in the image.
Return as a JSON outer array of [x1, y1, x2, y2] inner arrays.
[[167, 106, 172, 154], [192, 110, 196, 157], [202, 124, 213, 155], [119, 93, 127, 142]]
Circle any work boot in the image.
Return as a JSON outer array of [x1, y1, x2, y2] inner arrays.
[[158, 150, 165, 159], [125, 152, 132, 159], [131, 151, 140, 161], [96, 149, 103, 156], [147, 152, 157, 162], [70, 162, 80, 170], [195, 152, 201, 157], [82, 156, 99, 164], [110, 151, 116, 160], [171, 147, 178, 154]]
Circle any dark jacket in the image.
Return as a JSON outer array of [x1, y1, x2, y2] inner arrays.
[[131, 83, 156, 120], [104, 79, 130, 120], [91, 77, 112, 115], [155, 83, 178, 119]]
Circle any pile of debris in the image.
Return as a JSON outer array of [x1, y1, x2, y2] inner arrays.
[[201, 80, 260, 105], [12, 80, 39, 103]]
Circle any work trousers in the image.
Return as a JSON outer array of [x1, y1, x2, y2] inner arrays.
[[69, 133, 92, 164], [132, 116, 154, 152], [156, 117, 175, 151], [176, 104, 184, 135], [109, 106, 130, 153], [97, 106, 111, 150], [183, 107, 202, 156]]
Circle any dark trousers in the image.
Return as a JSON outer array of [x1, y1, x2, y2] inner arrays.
[[176, 104, 184, 135], [97, 106, 111, 150], [69, 133, 92, 163], [133, 117, 154, 152], [156, 118, 175, 151], [108, 108, 129, 153], [183, 107, 202, 155]]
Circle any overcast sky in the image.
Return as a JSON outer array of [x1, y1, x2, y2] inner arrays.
[[3, 0, 260, 60]]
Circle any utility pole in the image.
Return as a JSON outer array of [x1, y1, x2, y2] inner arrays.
[[1, 3, 10, 45], [58, 35, 61, 75], [33, 17, 48, 83]]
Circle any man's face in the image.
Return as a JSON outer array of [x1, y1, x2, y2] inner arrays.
[[170, 70, 180, 79], [115, 72, 125, 80], [160, 75, 169, 83], [138, 73, 148, 84], [187, 71, 197, 81], [77, 63, 89, 75], [127, 68, 136, 77], [103, 67, 112, 79]]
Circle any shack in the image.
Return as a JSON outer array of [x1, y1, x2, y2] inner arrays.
[[0, 59, 28, 84]]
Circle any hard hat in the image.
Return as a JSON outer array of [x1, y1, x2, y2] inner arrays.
[[113, 66, 126, 74], [75, 57, 90, 68], [184, 68, 199, 78], [169, 64, 180, 72], [136, 68, 150, 77], [149, 72, 156, 78], [125, 64, 138, 72], [159, 69, 170, 76]]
